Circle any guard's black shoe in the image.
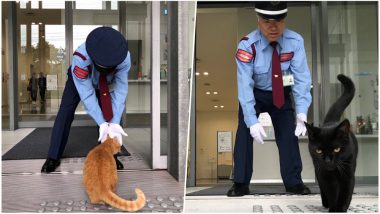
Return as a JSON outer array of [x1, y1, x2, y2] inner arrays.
[[286, 183, 311, 195], [114, 155, 124, 170], [41, 158, 61, 173], [227, 183, 250, 197]]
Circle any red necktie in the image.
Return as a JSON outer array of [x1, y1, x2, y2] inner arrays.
[[99, 73, 113, 121], [270, 42, 284, 108]]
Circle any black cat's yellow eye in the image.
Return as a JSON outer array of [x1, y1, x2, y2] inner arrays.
[[316, 149, 322, 154], [334, 148, 341, 153]]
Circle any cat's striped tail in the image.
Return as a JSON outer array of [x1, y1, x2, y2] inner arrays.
[[103, 188, 146, 212], [323, 74, 355, 124]]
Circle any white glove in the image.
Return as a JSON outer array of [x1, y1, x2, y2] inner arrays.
[[249, 123, 267, 144], [108, 123, 128, 145], [295, 113, 307, 136], [98, 122, 110, 143]]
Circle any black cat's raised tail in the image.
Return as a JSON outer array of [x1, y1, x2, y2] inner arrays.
[[323, 74, 355, 125]]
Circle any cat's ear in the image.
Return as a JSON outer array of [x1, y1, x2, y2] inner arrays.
[[337, 119, 351, 139], [304, 122, 319, 140]]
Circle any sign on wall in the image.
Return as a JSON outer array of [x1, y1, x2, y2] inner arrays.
[[47, 74, 58, 91], [217, 131, 232, 152]]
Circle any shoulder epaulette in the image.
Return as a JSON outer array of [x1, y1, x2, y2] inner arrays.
[[240, 36, 249, 41], [73, 51, 87, 61]]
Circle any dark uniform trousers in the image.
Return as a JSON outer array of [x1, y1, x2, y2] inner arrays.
[[47, 68, 109, 160], [233, 87, 303, 188]]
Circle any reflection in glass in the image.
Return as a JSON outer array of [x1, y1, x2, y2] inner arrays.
[[19, 1, 27, 9], [42, 1, 65, 9], [31, 1, 39, 9], [326, 2, 378, 183], [2, 2, 10, 129], [17, 3, 66, 121], [75, 1, 105, 10], [111, 1, 118, 10], [327, 3, 378, 136], [31, 24, 39, 46]]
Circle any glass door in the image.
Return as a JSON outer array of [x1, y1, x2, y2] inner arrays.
[[16, 1, 66, 124], [8, 1, 170, 170], [324, 2, 378, 183], [120, 1, 166, 168]]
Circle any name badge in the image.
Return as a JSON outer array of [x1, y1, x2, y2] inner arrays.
[[282, 71, 294, 86]]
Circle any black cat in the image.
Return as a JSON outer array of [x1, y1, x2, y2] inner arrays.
[[305, 74, 358, 212]]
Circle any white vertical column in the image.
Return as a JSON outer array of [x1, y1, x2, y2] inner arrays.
[[152, 1, 167, 169]]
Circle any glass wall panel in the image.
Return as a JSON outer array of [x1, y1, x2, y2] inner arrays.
[[31, 1, 38, 9], [327, 2, 378, 182], [75, 1, 105, 10], [19, 1, 27, 9], [2, 2, 10, 129], [42, 1, 65, 9], [122, 2, 152, 160], [16, 2, 66, 121]]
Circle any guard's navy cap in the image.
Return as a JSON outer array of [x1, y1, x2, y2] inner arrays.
[[255, 2, 287, 21], [86, 26, 128, 68]]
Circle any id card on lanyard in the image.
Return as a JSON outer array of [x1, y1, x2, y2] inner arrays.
[[282, 71, 294, 86]]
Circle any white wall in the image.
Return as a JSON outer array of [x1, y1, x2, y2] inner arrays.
[[196, 111, 237, 181]]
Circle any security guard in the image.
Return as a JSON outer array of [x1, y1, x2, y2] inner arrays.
[[41, 27, 130, 173], [228, 2, 312, 196]]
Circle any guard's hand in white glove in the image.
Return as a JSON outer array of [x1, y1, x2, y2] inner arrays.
[[108, 123, 128, 145], [98, 122, 110, 143], [295, 113, 307, 136], [249, 123, 267, 144]]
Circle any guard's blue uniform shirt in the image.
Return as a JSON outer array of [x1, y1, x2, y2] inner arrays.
[[71, 43, 131, 125], [236, 28, 312, 128]]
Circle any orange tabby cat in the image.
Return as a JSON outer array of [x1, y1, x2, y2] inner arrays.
[[83, 136, 146, 212]]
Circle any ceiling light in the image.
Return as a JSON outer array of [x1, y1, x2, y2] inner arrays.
[[214, 105, 218, 108], [206, 91, 211, 95], [213, 91, 218, 95], [220, 105, 224, 108], [195, 72, 200, 76], [203, 72, 209, 76]]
